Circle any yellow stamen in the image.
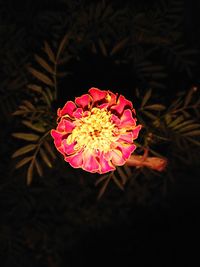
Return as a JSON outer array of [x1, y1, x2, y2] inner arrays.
[[66, 107, 117, 152]]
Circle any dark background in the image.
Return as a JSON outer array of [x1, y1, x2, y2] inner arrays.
[[0, 0, 200, 266]]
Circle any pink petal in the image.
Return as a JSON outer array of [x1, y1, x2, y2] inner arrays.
[[106, 91, 117, 107], [89, 87, 107, 102], [111, 114, 121, 126], [117, 143, 136, 159], [75, 94, 92, 108], [82, 149, 99, 173], [110, 149, 126, 166], [117, 132, 133, 143], [111, 95, 133, 114], [62, 140, 77, 155], [51, 130, 65, 155], [132, 125, 142, 139], [73, 108, 83, 119], [57, 101, 76, 117], [65, 150, 83, 168], [98, 153, 115, 174], [120, 109, 136, 128], [57, 119, 75, 133]]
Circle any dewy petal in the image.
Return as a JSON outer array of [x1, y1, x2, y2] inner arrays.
[[65, 150, 83, 168], [120, 109, 136, 128], [82, 149, 99, 172], [111, 95, 133, 114], [89, 87, 107, 102], [75, 94, 92, 109], [57, 101, 76, 117], [57, 118, 75, 133]]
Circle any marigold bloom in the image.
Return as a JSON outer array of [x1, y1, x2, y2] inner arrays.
[[51, 88, 141, 174]]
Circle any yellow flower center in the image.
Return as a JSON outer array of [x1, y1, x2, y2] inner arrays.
[[66, 107, 117, 152]]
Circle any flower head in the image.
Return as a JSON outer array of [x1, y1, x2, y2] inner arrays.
[[51, 88, 141, 174]]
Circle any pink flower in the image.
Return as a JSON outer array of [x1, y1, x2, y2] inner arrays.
[[51, 88, 141, 174]]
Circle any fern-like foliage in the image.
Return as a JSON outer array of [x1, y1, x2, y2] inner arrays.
[[12, 35, 70, 185]]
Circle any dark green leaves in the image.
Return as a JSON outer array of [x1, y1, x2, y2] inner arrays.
[[12, 133, 39, 141]]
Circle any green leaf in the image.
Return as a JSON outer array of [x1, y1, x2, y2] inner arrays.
[[41, 90, 51, 107], [168, 116, 184, 128], [98, 38, 107, 56], [110, 38, 128, 56], [172, 120, 194, 130], [123, 165, 132, 177], [39, 148, 52, 168], [142, 110, 157, 120], [183, 130, 200, 136], [12, 110, 27, 116], [35, 159, 43, 177], [35, 54, 54, 74], [44, 42, 56, 63], [116, 167, 128, 185], [43, 141, 56, 159], [141, 89, 152, 107], [178, 124, 200, 133], [97, 176, 111, 200], [112, 174, 124, 190], [27, 160, 34, 185], [144, 104, 166, 111], [12, 133, 39, 141], [28, 67, 54, 86], [95, 174, 109, 186], [22, 120, 46, 133], [22, 100, 35, 110], [57, 33, 69, 58], [15, 157, 32, 169], [27, 84, 42, 93], [184, 88, 194, 107], [12, 144, 36, 158], [46, 88, 54, 102]]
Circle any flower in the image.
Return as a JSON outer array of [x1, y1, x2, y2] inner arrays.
[[51, 88, 141, 174], [126, 155, 167, 172]]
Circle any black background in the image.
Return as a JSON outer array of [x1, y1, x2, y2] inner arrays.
[[0, 0, 200, 266]]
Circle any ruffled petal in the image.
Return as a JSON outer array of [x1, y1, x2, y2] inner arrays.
[[117, 143, 136, 159], [51, 130, 65, 155], [89, 87, 107, 102], [57, 101, 76, 117], [82, 149, 99, 172], [111, 95, 133, 114], [73, 108, 83, 119], [132, 125, 142, 139], [98, 153, 115, 174], [75, 94, 92, 108], [62, 140, 77, 155], [57, 118, 75, 133], [117, 132, 133, 143], [106, 91, 117, 107], [65, 150, 83, 168], [111, 114, 121, 126], [110, 149, 126, 165], [120, 109, 136, 128]]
